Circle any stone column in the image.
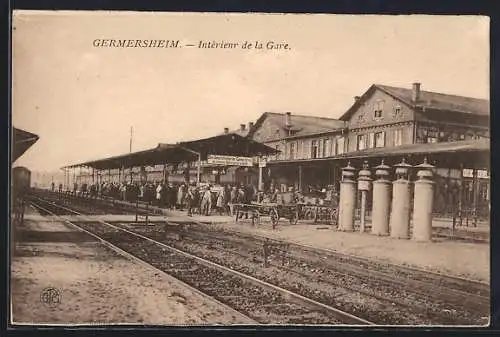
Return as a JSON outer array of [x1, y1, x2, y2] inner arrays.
[[338, 162, 357, 232], [389, 159, 412, 239], [412, 158, 435, 242], [371, 160, 391, 236], [357, 161, 372, 233]]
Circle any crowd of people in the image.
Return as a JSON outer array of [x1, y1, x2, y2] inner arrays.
[[58, 180, 260, 217], [50, 179, 339, 217]]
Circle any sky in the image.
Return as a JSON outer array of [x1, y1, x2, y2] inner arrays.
[[11, 12, 489, 172]]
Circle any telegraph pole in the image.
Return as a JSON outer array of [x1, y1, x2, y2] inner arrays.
[[129, 126, 133, 153]]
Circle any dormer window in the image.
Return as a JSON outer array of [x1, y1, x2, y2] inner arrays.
[[374, 100, 384, 119], [394, 105, 401, 117]]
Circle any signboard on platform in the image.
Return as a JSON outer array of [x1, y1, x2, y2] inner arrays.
[[462, 169, 489, 179], [207, 155, 253, 167], [462, 169, 474, 178], [477, 169, 489, 179]]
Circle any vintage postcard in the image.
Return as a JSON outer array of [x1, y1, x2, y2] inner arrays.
[[10, 11, 490, 327]]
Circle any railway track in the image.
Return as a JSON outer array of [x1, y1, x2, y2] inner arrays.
[[27, 193, 490, 325], [27, 191, 159, 216], [112, 221, 489, 325], [432, 227, 489, 244], [195, 224, 490, 295], [229, 228, 490, 295], [28, 197, 373, 325]]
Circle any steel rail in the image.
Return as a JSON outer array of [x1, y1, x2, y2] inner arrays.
[[28, 200, 257, 325], [29, 197, 373, 326]]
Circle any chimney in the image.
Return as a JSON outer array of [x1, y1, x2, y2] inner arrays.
[[285, 112, 292, 127], [223, 127, 229, 134], [412, 82, 421, 102], [240, 124, 246, 131], [248, 122, 254, 130], [354, 96, 360, 102]]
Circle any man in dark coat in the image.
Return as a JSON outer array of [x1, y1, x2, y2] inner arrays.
[[169, 184, 177, 209], [245, 184, 255, 203], [237, 185, 248, 220]]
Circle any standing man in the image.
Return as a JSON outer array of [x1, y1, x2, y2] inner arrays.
[[177, 184, 185, 210], [229, 185, 237, 216], [216, 187, 226, 215], [237, 185, 248, 220], [120, 182, 127, 201], [201, 186, 212, 216], [156, 181, 163, 207], [186, 183, 196, 216], [139, 182, 145, 201]]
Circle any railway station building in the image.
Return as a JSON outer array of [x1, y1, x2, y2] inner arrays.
[[243, 83, 490, 220], [68, 82, 490, 222]]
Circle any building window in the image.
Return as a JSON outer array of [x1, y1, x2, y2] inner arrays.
[[368, 132, 375, 148], [297, 140, 303, 158], [357, 134, 367, 151], [394, 105, 402, 118], [331, 138, 337, 156], [394, 129, 403, 146], [275, 144, 280, 160], [337, 137, 345, 154], [375, 131, 386, 148], [323, 138, 330, 157], [289, 142, 296, 160], [374, 100, 384, 118], [311, 140, 318, 159]]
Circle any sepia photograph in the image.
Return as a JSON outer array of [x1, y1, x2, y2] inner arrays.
[[10, 11, 490, 327]]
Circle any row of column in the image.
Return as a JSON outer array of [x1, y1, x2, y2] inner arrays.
[[338, 158, 435, 242]]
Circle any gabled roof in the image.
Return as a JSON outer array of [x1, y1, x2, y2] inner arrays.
[[247, 112, 347, 140], [12, 127, 39, 162], [340, 84, 490, 121]]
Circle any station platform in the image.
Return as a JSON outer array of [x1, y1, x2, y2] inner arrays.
[[23, 212, 234, 225], [10, 208, 252, 325], [211, 219, 490, 283], [22, 197, 490, 284]]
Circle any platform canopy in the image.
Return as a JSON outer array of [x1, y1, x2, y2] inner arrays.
[[270, 139, 490, 169], [63, 133, 278, 170], [12, 127, 39, 163]]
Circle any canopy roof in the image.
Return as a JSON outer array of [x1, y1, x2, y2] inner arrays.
[[63, 133, 278, 170], [12, 127, 39, 163], [269, 139, 490, 169]]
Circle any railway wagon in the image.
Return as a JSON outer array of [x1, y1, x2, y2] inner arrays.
[[12, 166, 31, 198]]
